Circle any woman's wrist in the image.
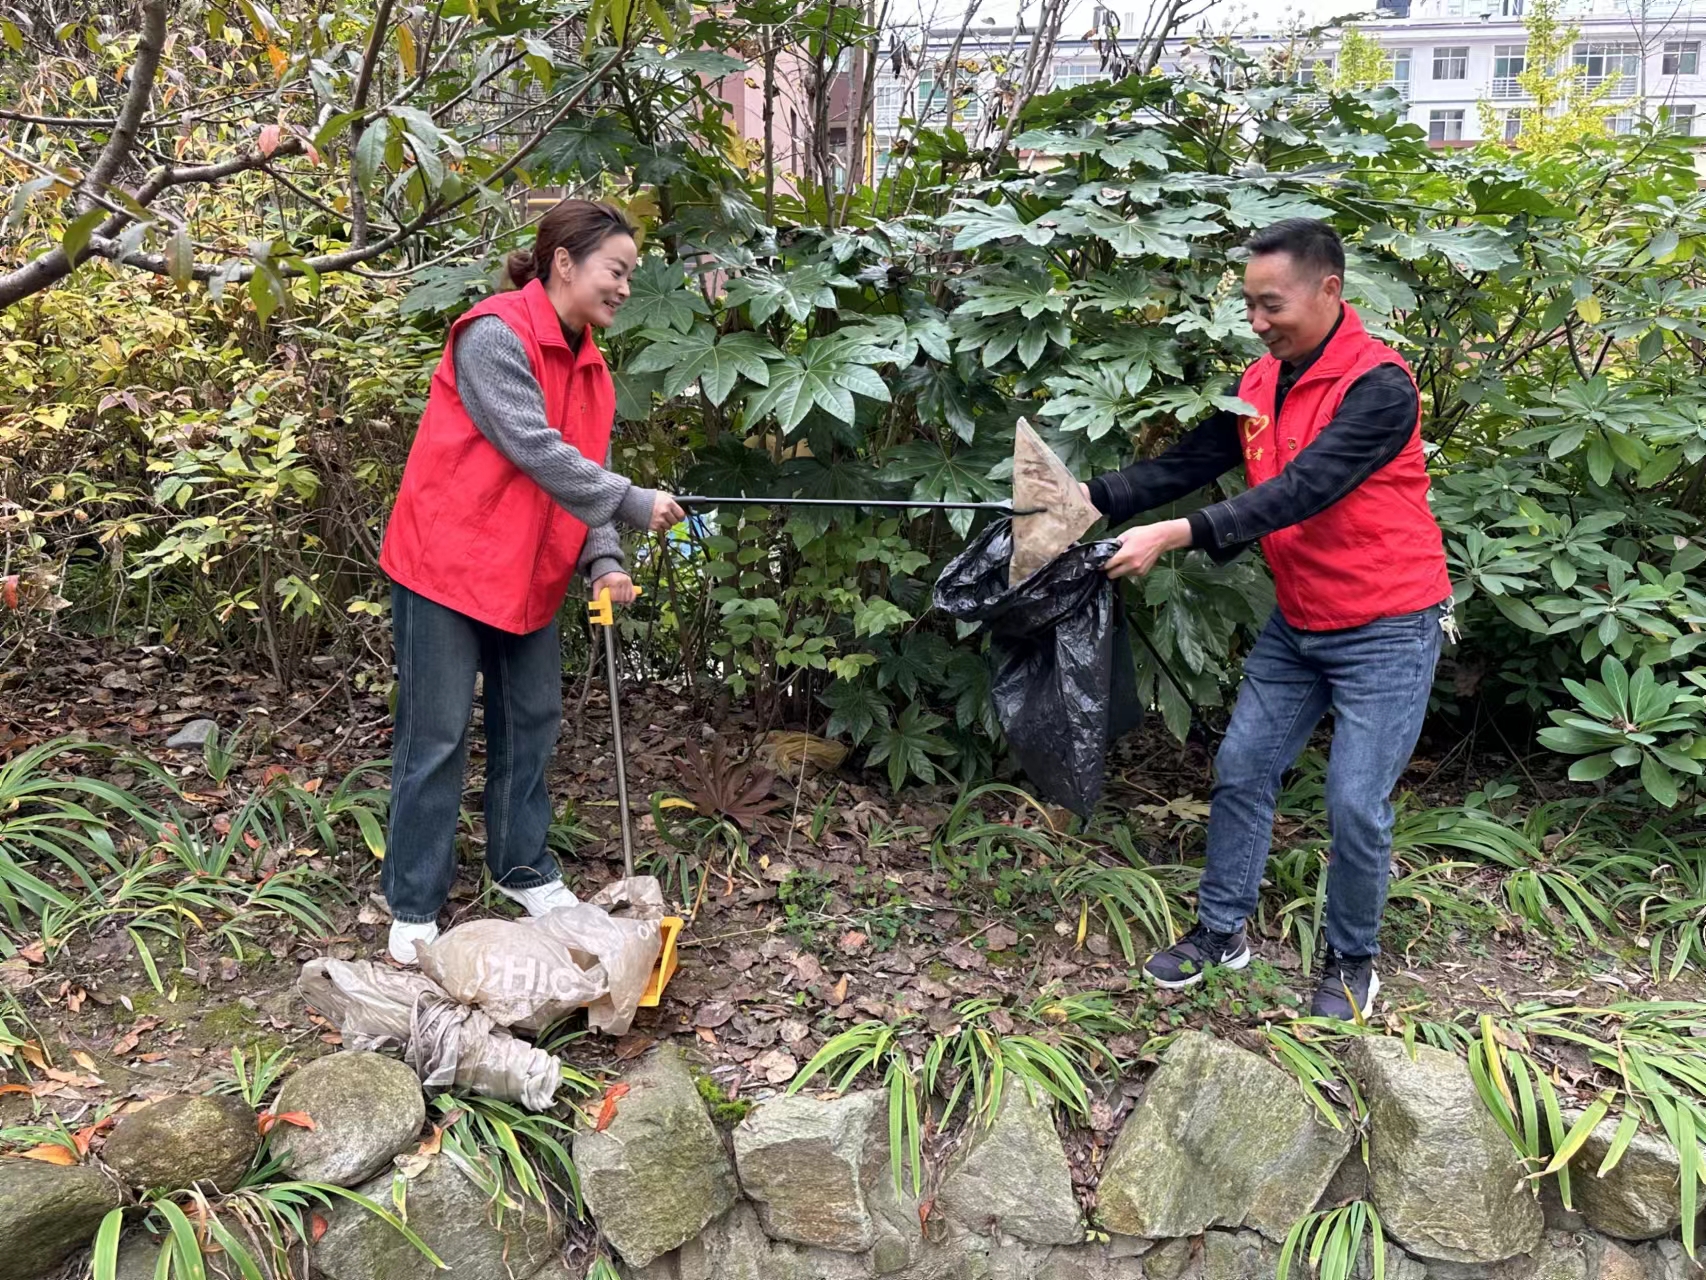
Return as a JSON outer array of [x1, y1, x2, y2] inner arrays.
[[615, 484, 656, 530]]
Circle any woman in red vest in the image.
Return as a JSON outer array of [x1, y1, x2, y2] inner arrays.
[[1083, 219, 1452, 1021], [378, 200, 683, 964]]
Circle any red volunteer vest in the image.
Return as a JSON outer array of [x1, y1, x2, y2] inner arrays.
[[380, 279, 616, 634], [1235, 305, 1450, 631]]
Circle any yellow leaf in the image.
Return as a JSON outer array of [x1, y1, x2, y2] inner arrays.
[[266, 44, 287, 78], [397, 21, 417, 79], [71, 1050, 97, 1072], [1575, 295, 1602, 325], [1076, 898, 1089, 948], [15, 1144, 77, 1166]]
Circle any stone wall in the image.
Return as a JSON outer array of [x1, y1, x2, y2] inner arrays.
[[5, 1032, 1701, 1280], [575, 1036, 1704, 1280]]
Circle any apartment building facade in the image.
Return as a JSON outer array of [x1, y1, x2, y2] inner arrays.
[[863, 0, 1706, 161], [1338, 0, 1706, 144]]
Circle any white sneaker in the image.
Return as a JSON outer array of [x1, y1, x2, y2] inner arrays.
[[388, 920, 440, 965], [495, 879, 580, 917]]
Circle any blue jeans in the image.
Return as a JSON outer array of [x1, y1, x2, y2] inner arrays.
[[383, 584, 565, 923], [1195, 604, 1445, 959]]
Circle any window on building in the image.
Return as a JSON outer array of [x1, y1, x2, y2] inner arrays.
[[1573, 42, 1641, 91], [1388, 47, 1413, 94], [1429, 108, 1465, 141], [1503, 108, 1524, 141], [1663, 41, 1699, 75], [1606, 110, 1638, 134], [1443, 0, 1465, 15], [1666, 102, 1699, 134], [1433, 46, 1469, 80], [1492, 45, 1526, 97], [1294, 56, 1333, 86], [873, 80, 903, 126], [1053, 61, 1100, 91], [1500, 0, 1525, 15]]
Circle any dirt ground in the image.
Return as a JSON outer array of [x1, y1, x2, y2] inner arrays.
[[2, 633, 1699, 1144]]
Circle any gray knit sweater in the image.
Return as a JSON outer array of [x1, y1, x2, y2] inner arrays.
[[452, 315, 656, 586]]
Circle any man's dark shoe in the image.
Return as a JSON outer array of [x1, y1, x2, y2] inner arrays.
[[1144, 924, 1251, 990], [1310, 949, 1380, 1020]]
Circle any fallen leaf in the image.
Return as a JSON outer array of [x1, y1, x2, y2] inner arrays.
[[71, 1116, 115, 1155], [256, 1110, 316, 1136], [310, 1214, 328, 1244], [41, 1067, 101, 1087], [838, 930, 867, 953], [15, 1144, 76, 1165], [696, 1026, 718, 1045], [19, 941, 45, 965], [111, 1031, 140, 1057], [614, 1034, 655, 1061], [259, 124, 281, 156], [830, 974, 849, 1006], [593, 1082, 630, 1132], [791, 953, 824, 984], [942, 943, 985, 972], [753, 1048, 797, 1084], [67, 987, 86, 1013], [71, 1050, 97, 1072], [695, 1001, 734, 1029], [919, 1199, 934, 1229], [984, 924, 1019, 952], [136, 1052, 169, 1063], [0, 1083, 33, 1096]]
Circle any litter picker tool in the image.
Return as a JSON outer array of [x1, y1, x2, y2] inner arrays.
[[675, 495, 1044, 515], [587, 584, 682, 1007]]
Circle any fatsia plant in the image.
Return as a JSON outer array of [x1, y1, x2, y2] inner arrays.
[[1536, 657, 1706, 807]]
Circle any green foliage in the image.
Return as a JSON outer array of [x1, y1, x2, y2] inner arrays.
[[1278, 1201, 1386, 1280], [10, 1, 1706, 822]]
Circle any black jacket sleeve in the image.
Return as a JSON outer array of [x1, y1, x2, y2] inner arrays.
[[1184, 363, 1419, 562], [1086, 382, 1243, 525]]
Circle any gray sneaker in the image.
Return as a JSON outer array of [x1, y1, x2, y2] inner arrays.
[[1143, 925, 1251, 989]]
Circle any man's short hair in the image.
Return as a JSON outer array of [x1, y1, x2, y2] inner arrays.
[[1246, 219, 1345, 279]]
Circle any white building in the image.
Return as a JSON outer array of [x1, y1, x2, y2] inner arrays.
[[868, 0, 1706, 161], [1330, 0, 1706, 143]]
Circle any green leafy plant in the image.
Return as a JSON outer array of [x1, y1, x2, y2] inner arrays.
[[790, 1019, 924, 1196], [1278, 1201, 1386, 1280], [1537, 656, 1706, 807]]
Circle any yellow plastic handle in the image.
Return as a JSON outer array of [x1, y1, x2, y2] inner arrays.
[[587, 583, 642, 627]]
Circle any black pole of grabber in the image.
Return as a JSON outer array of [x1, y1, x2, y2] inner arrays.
[[676, 495, 1044, 515]]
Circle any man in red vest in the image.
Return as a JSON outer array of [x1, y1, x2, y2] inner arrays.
[[1083, 219, 1452, 1019]]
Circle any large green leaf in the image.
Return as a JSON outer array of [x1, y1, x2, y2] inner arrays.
[[744, 336, 890, 433], [946, 201, 1072, 249], [606, 256, 708, 336], [626, 325, 781, 405], [724, 262, 855, 324]]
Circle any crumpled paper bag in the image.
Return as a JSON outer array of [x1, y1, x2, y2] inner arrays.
[[1010, 417, 1101, 586]]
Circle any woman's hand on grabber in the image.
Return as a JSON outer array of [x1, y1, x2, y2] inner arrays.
[[591, 572, 637, 603], [650, 491, 685, 531]]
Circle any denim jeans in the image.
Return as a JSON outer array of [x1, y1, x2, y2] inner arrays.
[[1194, 603, 1445, 959], [384, 584, 564, 923]]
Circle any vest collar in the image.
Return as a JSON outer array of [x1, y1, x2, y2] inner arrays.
[[516, 279, 605, 370], [1276, 304, 1370, 392]]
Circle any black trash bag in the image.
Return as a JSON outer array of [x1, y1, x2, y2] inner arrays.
[[933, 521, 1142, 817]]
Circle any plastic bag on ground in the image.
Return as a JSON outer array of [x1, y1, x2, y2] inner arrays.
[[528, 902, 660, 1036], [934, 520, 1141, 816], [298, 959, 561, 1111], [416, 919, 608, 1033], [415, 877, 665, 1038]]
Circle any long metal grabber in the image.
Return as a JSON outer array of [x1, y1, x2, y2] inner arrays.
[[674, 495, 1044, 515]]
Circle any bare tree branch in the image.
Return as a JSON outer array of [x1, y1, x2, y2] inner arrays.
[[76, 0, 167, 215], [0, 47, 628, 307], [349, 0, 398, 250]]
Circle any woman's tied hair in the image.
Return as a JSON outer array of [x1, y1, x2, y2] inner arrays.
[[504, 199, 637, 290]]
